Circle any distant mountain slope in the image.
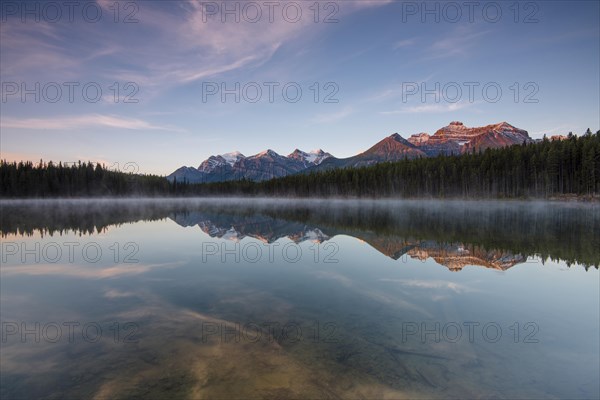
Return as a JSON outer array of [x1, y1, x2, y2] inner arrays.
[[198, 151, 245, 173], [168, 149, 332, 183], [168, 121, 532, 182], [310, 133, 428, 171], [310, 121, 531, 173], [411, 121, 531, 156], [233, 149, 305, 181], [288, 149, 332, 167]]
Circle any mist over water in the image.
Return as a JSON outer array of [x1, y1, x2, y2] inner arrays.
[[1, 198, 598, 399]]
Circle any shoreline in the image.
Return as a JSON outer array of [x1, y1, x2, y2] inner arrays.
[[1, 196, 599, 204]]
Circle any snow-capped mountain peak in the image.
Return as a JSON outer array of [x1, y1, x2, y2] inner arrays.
[[221, 151, 245, 166], [197, 151, 245, 172], [251, 149, 281, 159], [168, 121, 530, 184], [288, 149, 332, 166]]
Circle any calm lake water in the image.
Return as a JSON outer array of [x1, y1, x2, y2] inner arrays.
[[1, 198, 598, 399]]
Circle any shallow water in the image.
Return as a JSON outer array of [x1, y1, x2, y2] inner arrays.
[[1, 198, 599, 399]]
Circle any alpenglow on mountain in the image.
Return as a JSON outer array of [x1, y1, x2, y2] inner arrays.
[[168, 121, 532, 183], [169, 149, 333, 183]]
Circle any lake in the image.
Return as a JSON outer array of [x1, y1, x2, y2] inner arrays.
[[1, 198, 598, 399]]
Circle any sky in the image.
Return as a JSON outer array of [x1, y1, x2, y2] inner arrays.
[[1, 0, 599, 175]]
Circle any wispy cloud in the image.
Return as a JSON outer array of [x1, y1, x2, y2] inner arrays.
[[394, 38, 416, 49], [379, 278, 478, 294], [1, 0, 394, 96], [104, 289, 137, 299], [1, 114, 183, 131], [311, 106, 354, 123], [0, 22, 81, 79], [368, 74, 436, 103], [345, 0, 394, 9], [0, 261, 184, 279], [424, 27, 491, 60], [381, 101, 473, 115]]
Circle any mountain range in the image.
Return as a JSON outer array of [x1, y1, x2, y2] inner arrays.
[[168, 121, 532, 183]]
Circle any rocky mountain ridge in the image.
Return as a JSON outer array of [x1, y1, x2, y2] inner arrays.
[[168, 121, 532, 183]]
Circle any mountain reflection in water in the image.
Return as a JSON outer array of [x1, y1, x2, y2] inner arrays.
[[1, 198, 598, 399], [2, 198, 598, 270], [169, 211, 527, 271]]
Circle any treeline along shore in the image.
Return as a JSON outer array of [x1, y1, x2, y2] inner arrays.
[[2, 131, 599, 199]]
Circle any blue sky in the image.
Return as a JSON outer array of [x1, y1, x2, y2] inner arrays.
[[1, 0, 599, 175]]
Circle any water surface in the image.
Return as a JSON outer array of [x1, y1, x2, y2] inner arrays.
[[1, 199, 598, 399]]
